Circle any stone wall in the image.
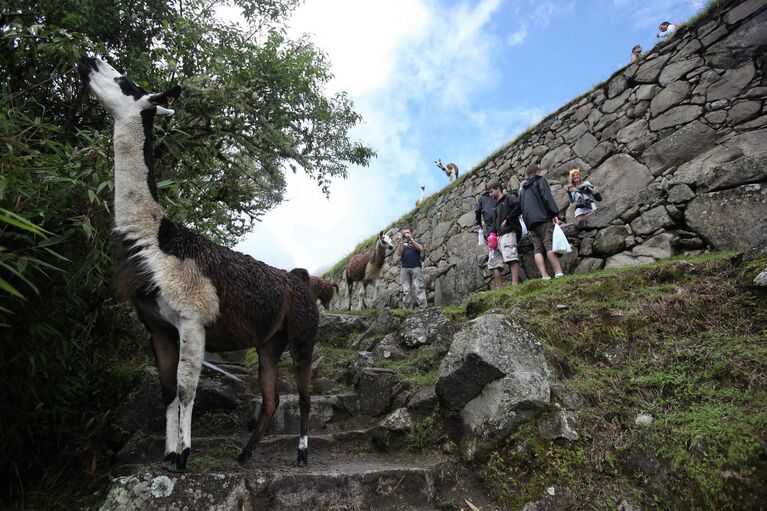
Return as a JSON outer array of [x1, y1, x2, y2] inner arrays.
[[330, 0, 767, 309]]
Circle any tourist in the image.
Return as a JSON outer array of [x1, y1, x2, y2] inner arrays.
[[520, 164, 564, 280], [657, 21, 677, 39], [486, 181, 522, 288], [567, 168, 602, 222], [631, 44, 642, 62], [396, 227, 427, 310]]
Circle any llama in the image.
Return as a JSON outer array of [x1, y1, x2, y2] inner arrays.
[[435, 159, 459, 182], [345, 231, 393, 310], [309, 276, 338, 309], [79, 56, 319, 472], [415, 185, 426, 207]]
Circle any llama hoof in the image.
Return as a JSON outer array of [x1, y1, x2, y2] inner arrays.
[[162, 452, 183, 473], [295, 447, 309, 466], [237, 450, 252, 465], [177, 447, 190, 471]]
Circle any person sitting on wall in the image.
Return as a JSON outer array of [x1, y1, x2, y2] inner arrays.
[[567, 168, 602, 222], [631, 44, 642, 62], [657, 21, 678, 39]]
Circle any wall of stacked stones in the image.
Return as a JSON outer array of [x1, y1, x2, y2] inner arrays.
[[330, 0, 767, 309]]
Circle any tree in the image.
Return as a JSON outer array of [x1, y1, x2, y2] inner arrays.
[[0, 0, 374, 503]]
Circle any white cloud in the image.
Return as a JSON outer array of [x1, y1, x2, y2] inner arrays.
[[507, 26, 528, 46], [235, 0, 544, 274]]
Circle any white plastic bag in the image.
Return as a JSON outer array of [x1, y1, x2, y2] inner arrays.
[[478, 228, 485, 246], [552, 224, 571, 254], [519, 215, 528, 237]]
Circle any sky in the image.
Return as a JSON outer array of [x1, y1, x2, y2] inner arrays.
[[234, 0, 707, 274]]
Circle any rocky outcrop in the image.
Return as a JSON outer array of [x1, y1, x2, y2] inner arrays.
[[436, 313, 551, 461], [329, 0, 767, 308]]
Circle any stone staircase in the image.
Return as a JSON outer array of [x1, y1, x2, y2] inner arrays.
[[97, 312, 488, 511]]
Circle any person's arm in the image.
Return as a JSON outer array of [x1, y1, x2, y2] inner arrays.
[[538, 179, 560, 219], [503, 196, 520, 225], [475, 199, 483, 227], [411, 240, 424, 253]]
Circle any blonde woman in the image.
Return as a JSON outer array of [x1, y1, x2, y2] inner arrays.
[[567, 169, 601, 221]]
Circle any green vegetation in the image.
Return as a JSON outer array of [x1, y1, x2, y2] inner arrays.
[[469, 253, 767, 509], [1, 0, 373, 505]]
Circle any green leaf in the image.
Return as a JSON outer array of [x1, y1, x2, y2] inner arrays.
[[0, 276, 25, 299]]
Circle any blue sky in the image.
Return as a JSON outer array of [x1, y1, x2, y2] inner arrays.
[[234, 0, 706, 273]]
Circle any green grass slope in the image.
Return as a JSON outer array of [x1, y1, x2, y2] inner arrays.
[[460, 253, 767, 509]]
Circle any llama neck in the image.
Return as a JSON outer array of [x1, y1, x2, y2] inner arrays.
[[373, 241, 386, 269], [112, 111, 165, 241]]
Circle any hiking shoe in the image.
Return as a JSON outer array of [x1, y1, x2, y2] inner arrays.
[[554, 273, 565, 278], [541, 276, 552, 281]]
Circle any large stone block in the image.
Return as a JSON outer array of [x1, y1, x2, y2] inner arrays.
[[588, 154, 654, 207], [631, 206, 675, 236], [685, 183, 767, 250], [634, 54, 671, 83], [658, 57, 703, 86], [706, 62, 756, 101], [695, 153, 767, 193], [438, 314, 550, 461], [641, 121, 719, 175], [593, 225, 630, 256], [706, 9, 767, 68], [401, 308, 455, 348], [434, 255, 487, 306], [649, 105, 703, 131], [650, 81, 691, 117]]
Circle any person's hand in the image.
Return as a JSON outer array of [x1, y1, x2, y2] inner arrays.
[[567, 186, 575, 193], [501, 220, 507, 228], [553, 217, 560, 225]]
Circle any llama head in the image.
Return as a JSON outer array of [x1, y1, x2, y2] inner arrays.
[[79, 56, 181, 121], [378, 231, 394, 251]]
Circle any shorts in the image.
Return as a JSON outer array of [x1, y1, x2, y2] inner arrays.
[[530, 221, 555, 255], [488, 232, 519, 270]]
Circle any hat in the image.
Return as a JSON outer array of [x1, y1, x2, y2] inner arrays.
[[487, 232, 498, 249]]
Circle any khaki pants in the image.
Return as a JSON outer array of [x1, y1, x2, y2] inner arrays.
[[400, 267, 427, 309]]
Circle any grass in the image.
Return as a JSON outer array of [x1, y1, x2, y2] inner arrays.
[[472, 252, 767, 509]]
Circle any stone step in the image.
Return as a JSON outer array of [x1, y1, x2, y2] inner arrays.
[[116, 427, 380, 467], [250, 392, 380, 435], [101, 452, 451, 511]]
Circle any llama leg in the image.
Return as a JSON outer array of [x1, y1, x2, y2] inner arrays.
[[371, 281, 378, 305], [238, 338, 287, 463], [359, 282, 367, 309], [173, 319, 206, 472], [290, 342, 314, 466], [150, 327, 181, 472], [347, 281, 353, 311]]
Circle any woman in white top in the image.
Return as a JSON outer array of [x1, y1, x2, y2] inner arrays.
[[657, 21, 678, 38]]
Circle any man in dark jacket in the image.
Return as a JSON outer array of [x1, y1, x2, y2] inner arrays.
[[475, 190, 496, 240], [487, 181, 522, 287], [520, 164, 564, 280]]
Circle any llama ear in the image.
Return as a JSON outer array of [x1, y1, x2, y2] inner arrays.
[[149, 85, 182, 106], [155, 105, 175, 117]]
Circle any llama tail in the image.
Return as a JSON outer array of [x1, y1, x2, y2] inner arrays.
[[289, 268, 310, 282]]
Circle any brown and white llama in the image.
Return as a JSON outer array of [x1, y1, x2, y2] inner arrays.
[[79, 56, 318, 472], [308, 276, 338, 309], [345, 231, 393, 310], [415, 185, 426, 207], [435, 159, 459, 182]]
